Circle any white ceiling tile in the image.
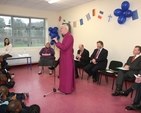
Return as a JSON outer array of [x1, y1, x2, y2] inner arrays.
[[0, 0, 8, 3], [1, 0, 95, 11]]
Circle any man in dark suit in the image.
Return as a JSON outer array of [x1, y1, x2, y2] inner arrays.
[[120, 72, 141, 111], [84, 41, 108, 82], [112, 46, 141, 96], [75, 44, 89, 78]]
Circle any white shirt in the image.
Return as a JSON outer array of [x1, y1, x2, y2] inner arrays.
[[135, 54, 140, 59], [4, 43, 12, 55]]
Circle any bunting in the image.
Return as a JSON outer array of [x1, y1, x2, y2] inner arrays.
[[132, 10, 139, 20], [86, 13, 91, 21], [57, 6, 140, 28], [98, 11, 104, 19], [73, 21, 77, 28], [80, 18, 83, 25]]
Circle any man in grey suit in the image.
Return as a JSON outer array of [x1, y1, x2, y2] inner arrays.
[[112, 46, 141, 96]]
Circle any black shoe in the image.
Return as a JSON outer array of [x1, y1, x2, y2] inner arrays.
[[125, 105, 134, 110], [38, 72, 42, 75], [48, 66, 55, 70], [93, 79, 97, 82], [131, 104, 141, 111], [112, 91, 120, 96], [120, 91, 129, 96], [76, 75, 79, 78]]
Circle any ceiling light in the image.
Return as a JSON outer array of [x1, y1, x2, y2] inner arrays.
[[47, 0, 60, 4]]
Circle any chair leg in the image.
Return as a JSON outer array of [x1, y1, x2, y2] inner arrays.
[[105, 76, 108, 83], [112, 78, 115, 90], [130, 90, 133, 98], [98, 74, 102, 85], [81, 70, 84, 79], [125, 81, 127, 89]]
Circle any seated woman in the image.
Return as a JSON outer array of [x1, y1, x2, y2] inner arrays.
[[38, 42, 55, 75], [1, 38, 12, 67], [1, 38, 12, 58]]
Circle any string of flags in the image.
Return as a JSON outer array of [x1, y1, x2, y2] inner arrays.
[[58, 7, 140, 27]]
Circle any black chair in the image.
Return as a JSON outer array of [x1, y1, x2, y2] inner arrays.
[[98, 60, 123, 90]]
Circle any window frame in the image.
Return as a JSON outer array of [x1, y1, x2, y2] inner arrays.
[[0, 14, 46, 47]]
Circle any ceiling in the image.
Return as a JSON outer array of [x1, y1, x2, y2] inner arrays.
[[0, 0, 95, 11]]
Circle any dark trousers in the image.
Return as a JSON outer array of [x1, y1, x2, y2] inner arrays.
[[75, 60, 85, 77], [2, 54, 12, 59], [84, 63, 103, 79], [131, 83, 141, 104], [116, 70, 135, 88], [54, 58, 60, 67], [0, 54, 12, 68]]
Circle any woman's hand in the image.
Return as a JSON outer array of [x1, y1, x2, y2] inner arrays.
[[42, 53, 50, 56]]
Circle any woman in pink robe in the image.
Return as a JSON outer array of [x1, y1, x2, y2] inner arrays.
[[53, 24, 76, 94]]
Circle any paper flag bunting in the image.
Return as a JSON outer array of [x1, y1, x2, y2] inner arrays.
[[86, 13, 91, 21], [92, 9, 96, 16], [98, 11, 104, 19], [132, 10, 139, 20], [80, 19, 83, 25], [73, 21, 77, 28]]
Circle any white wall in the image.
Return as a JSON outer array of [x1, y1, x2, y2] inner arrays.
[[0, 5, 58, 65], [57, 0, 141, 65]]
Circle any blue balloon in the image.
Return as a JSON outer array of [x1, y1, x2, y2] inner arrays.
[[114, 9, 123, 16], [51, 33, 57, 38], [57, 35, 60, 40], [54, 27, 58, 31], [50, 40, 55, 45], [52, 28, 57, 33], [121, 1, 130, 11], [123, 10, 133, 17], [48, 27, 53, 32], [118, 15, 126, 24], [49, 33, 52, 36]]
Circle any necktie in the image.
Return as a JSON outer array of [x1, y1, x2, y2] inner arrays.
[[132, 56, 136, 62], [78, 51, 82, 61], [94, 49, 100, 59]]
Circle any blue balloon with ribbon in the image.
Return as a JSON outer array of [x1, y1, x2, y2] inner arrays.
[[48, 27, 60, 45]]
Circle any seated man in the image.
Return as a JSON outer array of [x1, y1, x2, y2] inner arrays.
[[112, 46, 141, 96], [120, 73, 141, 111], [84, 41, 108, 82], [75, 44, 89, 78]]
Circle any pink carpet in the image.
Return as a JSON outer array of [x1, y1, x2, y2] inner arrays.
[[9, 65, 140, 113]]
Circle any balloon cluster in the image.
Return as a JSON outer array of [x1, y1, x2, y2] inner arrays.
[[48, 27, 60, 45], [114, 1, 133, 24]]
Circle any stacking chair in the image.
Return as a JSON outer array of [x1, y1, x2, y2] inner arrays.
[[78, 68, 84, 79], [98, 60, 123, 90]]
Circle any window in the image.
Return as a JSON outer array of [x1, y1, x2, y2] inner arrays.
[[0, 15, 45, 47]]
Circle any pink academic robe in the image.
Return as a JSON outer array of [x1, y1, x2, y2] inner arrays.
[[56, 32, 76, 94]]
